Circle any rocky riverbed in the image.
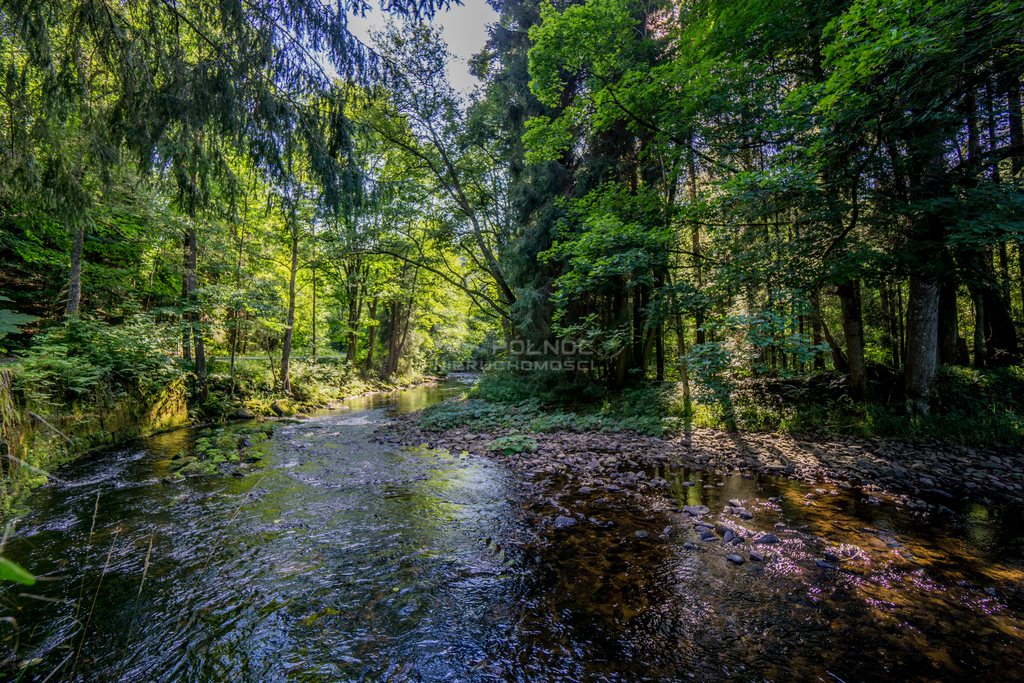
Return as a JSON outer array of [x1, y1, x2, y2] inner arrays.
[[376, 414, 1024, 513]]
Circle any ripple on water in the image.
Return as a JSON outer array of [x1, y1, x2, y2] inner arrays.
[[1, 383, 1023, 682]]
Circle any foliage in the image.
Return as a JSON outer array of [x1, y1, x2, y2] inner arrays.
[[0, 556, 35, 586], [15, 316, 178, 406], [0, 297, 37, 354], [419, 382, 680, 437]]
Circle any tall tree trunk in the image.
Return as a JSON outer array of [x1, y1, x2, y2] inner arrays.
[[937, 281, 961, 366], [281, 227, 299, 395], [972, 290, 985, 367], [879, 283, 901, 368], [345, 262, 363, 365], [183, 224, 207, 400], [611, 282, 632, 389], [674, 312, 690, 406], [903, 122, 949, 414], [959, 248, 1020, 366], [230, 216, 245, 398], [1005, 74, 1023, 174], [311, 257, 318, 363], [66, 221, 84, 317], [364, 297, 378, 374], [687, 137, 706, 347], [655, 322, 664, 382], [1006, 74, 1024, 318], [811, 289, 825, 370], [837, 281, 866, 397], [380, 268, 418, 380], [998, 244, 1011, 305], [181, 233, 192, 362], [905, 278, 939, 415]]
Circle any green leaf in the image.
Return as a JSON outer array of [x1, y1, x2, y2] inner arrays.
[[0, 309, 38, 339], [0, 556, 37, 585]]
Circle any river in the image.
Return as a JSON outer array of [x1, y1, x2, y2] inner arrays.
[[1, 381, 1022, 681]]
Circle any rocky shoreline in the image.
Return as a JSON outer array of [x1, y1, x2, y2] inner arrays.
[[375, 413, 1024, 512]]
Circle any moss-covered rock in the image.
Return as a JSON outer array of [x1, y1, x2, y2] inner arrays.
[[169, 422, 278, 477]]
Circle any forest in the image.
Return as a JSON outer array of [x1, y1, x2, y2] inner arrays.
[[0, 0, 1023, 680]]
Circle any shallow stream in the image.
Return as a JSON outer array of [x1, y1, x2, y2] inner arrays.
[[1, 381, 1022, 681]]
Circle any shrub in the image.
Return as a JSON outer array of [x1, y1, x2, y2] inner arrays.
[[16, 316, 178, 406]]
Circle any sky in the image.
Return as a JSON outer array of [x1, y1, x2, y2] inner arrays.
[[347, 0, 500, 95]]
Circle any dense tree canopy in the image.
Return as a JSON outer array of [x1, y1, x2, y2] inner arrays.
[[1, 0, 1022, 421]]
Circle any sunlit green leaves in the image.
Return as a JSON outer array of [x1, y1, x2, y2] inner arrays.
[[0, 556, 36, 586]]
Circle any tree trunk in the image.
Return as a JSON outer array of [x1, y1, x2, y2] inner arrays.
[[345, 266, 363, 365], [311, 257, 318, 363], [611, 282, 633, 388], [185, 224, 207, 400], [230, 216, 245, 398], [879, 284, 901, 368], [655, 322, 664, 382], [687, 139, 706, 347], [904, 278, 939, 415], [281, 227, 299, 395], [811, 289, 825, 370], [1006, 74, 1024, 323], [364, 298, 378, 373], [182, 233, 192, 362], [66, 221, 84, 317], [959, 248, 1019, 366], [972, 290, 985, 368], [837, 281, 866, 398], [937, 281, 961, 366]]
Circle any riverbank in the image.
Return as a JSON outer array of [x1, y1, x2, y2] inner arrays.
[[378, 411, 1024, 512], [0, 359, 440, 508]]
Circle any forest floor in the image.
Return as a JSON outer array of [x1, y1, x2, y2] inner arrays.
[[377, 414, 1024, 513]]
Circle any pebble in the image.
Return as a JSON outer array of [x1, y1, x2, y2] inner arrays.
[[815, 559, 838, 570], [749, 550, 765, 562], [726, 554, 745, 565], [754, 533, 780, 545], [554, 515, 577, 529], [684, 505, 710, 516]]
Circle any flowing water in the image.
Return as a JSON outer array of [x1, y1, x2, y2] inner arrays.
[[1, 381, 1023, 681]]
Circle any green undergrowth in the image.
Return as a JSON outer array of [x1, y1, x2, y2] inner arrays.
[[202, 357, 425, 419], [169, 421, 277, 477], [419, 367, 1024, 448], [420, 374, 677, 437], [708, 366, 1024, 448], [487, 434, 538, 456]]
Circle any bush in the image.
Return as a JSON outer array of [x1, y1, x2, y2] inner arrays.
[[16, 316, 179, 406]]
